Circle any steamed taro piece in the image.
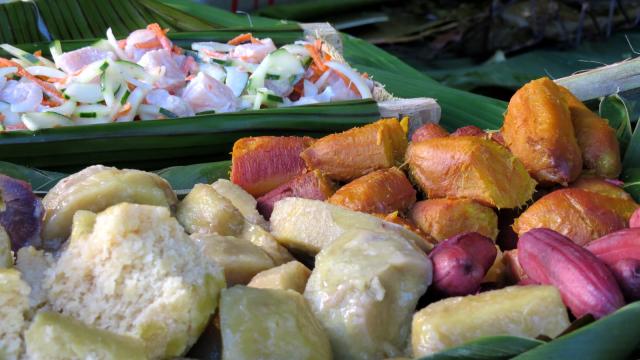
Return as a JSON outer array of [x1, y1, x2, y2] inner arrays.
[[305, 229, 431, 359], [411, 123, 449, 143], [0, 174, 43, 251], [514, 188, 637, 246], [407, 136, 536, 209], [559, 86, 621, 178], [502, 77, 583, 185], [0, 268, 31, 360], [410, 198, 498, 242], [256, 170, 335, 220], [231, 136, 314, 197], [300, 118, 407, 181], [177, 183, 245, 236], [328, 167, 416, 215], [248, 261, 311, 294], [42, 165, 178, 243]]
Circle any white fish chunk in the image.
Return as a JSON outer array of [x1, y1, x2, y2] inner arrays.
[[55, 47, 115, 74], [124, 29, 161, 62], [181, 72, 238, 114], [0, 80, 43, 113], [230, 38, 276, 64], [137, 49, 186, 90], [146, 89, 194, 117]]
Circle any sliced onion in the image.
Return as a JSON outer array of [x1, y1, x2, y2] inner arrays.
[[26, 66, 66, 79], [106, 28, 128, 60], [324, 61, 372, 99], [47, 100, 76, 117], [192, 42, 235, 53]]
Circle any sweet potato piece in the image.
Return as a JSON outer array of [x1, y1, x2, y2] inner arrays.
[[231, 136, 314, 197], [410, 198, 498, 242], [514, 188, 638, 246], [502, 77, 582, 185], [300, 119, 403, 181], [328, 168, 416, 214], [572, 176, 635, 202], [559, 86, 621, 178], [451, 125, 485, 137], [407, 136, 536, 208], [256, 170, 335, 220], [411, 123, 449, 143]]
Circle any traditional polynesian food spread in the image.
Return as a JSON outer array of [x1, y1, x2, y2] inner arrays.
[[0, 23, 382, 131], [0, 70, 638, 358]]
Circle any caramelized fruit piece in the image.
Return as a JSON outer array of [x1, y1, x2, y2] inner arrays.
[[411, 123, 449, 143], [514, 188, 635, 245], [502, 77, 583, 184], [502, 249, 528, 284], [407, 136, 536, 209], [231, 136, 314, 197], [301, 119, 405, 181], [0, 174, 43, 251], [256, 170, 335, 220], [559, 86, 621, 178], [411, 285, 569, 357], [375, 212, 436, 245], [410, 198, 498, 242], [328, 167, 416, 214], [572, 176, 635, 201]]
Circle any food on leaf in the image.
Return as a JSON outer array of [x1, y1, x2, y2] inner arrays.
[[0, 268, 30, 360], [328, 167, 416, 214], [411, 285, 569, 357], [177, 183, 244, 236], [257, 170, 335, 220], [231, 136, 313, 197], [220, 286, 332, 360], [270, 197, 431, 255], [211, 179, 268, 228], [44, 203, 225, 359], [191, 233, 275, 286], [300, 119, 406, 181], [411, 122, 449, 142], [502, 77, 583, 184], [24, 311, 146, 360], [0, 174, 43, 251], [42, 165, 177, 243], [429, 232, 497, 296], [410, 198, 498, 242], [407, 136, 536, 208], [305, 229, 431, 359], [514, 188, 635, 245], [248, 260, 311, 293], [559, 85, 621, 178], [518, 228, 625, 318]]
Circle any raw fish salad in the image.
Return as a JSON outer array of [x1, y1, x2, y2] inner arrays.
[[0, 24, 374, 131]]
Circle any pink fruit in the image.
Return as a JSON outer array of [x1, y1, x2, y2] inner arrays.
[[0, 174, 43, 251], [609, 258, 640, 301]]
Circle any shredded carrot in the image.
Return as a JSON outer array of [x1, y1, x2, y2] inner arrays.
[[228, 33, 254, 45], [362, 72, 369, 79], [0, 113, 5, 122], [45, 77, 65, 83], [118, 39, 127, 49], [127, 82, 135, 91], [41, 99, 60, 107], [335, 70, 360, 96], [203, 49, 227, 59], [304, 44, 327, 72], [114, 103, 132, 119], [146, 23, 172, 51], [134, 39, 161, 49], [34, 50, 42, 57], [172, 45, 183, 55], [0, 58, 64, 105], [181, 56, 196, 74]]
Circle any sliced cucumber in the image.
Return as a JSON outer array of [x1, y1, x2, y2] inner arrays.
[[49, 40, 62, 60], [91, 39, 114, 52], [265, 74, 280, 80], [74, 104, 110, 118], [21, 112, 73, 130], [200, 63, 226, 83], [120, 89, 131, 105], [25, 66, 66, 79], [73, 59, 108, 83], [253, 88, 283, 109], [100, 64, 125, 107], [0, 44, 39, 65], [159, 107, 178, 119], [225, 66, 249, 97], [47, 101, 76, 117], [115, 87, 147, 122], [115, 60, 147, 79], [246, 48, 304, 95], [63, 83, 103, 103], [210, 58, 232, 66]]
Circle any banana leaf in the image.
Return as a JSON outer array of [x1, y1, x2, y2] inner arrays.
[[416, 336, 543, 360]]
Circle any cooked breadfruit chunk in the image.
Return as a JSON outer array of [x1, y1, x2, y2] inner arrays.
[[192, 233, 275, 286], [25, 311, 146, 360], [211, 179, 268, 228], [240, 224, 293, 265], [305, 229, 431, 359], [177, 183, 245, 236], [42, 165, 178, 242], [15, 246, 53, 309], [270, 197, 431, 255], [248, 261, 311, 293], [0, 225, 12, 268], [0, 268, 30, 360], [45, 203, 225, 359], [220, 286, 332, 360], [411, 285, 570, 357]]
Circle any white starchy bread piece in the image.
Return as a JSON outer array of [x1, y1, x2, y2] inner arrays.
[[220, 286, 332, 360], [211, 179, 268, 228], [304, 229, 431, 360], [270, 197, 432, 255], [15, 246, 54, 309], [0, 225, 12, 268], [411, 285, 570, 357], [177, 183, 245, 236], [0, 268, 31, 360], [44, 203, 226, 359], [25, 311, 147, 360], [240, 223, 293, 265], [42, 165, 178, 243], [191, 233, 275, 286], [248, 260, 311, 293]]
